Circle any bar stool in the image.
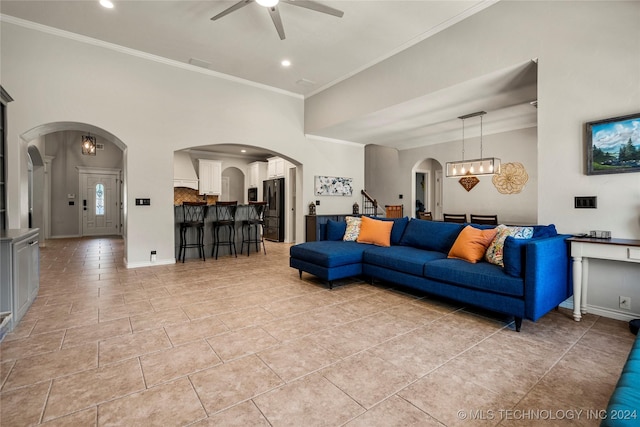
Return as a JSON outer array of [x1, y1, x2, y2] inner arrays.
[[212, 201, 238, 259], [178, 202, 207, 263], [241, 201, 267, 256]]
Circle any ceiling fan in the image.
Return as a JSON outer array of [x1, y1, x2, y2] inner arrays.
[[211, 0, 344, 40]]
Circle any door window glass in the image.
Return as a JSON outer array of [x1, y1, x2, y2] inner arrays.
[[96, 183, 105, 216]]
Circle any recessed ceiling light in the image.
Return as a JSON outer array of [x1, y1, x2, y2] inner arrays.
[[281, 59, 291, 67], [257, 0, 279, 7], [241, 149, 247, 153], [100, 0, 114, 9]]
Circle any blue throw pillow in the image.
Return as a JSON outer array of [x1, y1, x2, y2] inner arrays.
[[399, 219, 465, 253], [326, 219, 347, 241], [503, 236, 529, 277], [532, 224, 557, 238], [469, 223, 496, 230], [376, 216, 409, 245]]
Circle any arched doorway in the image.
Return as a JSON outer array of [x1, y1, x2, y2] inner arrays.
[[411, 158, 443, 220], [221, 166, 245, 203], [21, 122, 126, 239]]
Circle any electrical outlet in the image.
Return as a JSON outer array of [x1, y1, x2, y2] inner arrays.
[[620, 296, 631, 310]]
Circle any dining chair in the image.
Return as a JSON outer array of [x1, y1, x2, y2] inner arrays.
[[470, 214, 498, 225], [442, 213, 467, 223], [385, 205, 403, 218], [418, 211, 433, 221]]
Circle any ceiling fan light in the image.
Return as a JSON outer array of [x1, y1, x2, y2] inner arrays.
[[256, 0, 279, 7]]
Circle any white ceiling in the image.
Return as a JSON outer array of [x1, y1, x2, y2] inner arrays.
[[1, 0, 536, 155], [1, 0, 493, 96]]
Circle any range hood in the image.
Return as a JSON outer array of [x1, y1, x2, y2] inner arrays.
[[173, 151, 199, 189]]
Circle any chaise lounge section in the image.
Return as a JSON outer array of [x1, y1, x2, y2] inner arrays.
[[290, 216, 573, 331]]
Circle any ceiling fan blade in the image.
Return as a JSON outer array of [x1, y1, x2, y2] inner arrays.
[[282, 0, 344, 18], [211, 0, 253, 21], [267, 6, 286, 40]]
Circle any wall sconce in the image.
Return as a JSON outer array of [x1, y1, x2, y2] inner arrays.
[[445, 111, 500, 177], [81, 134, 96, 155]]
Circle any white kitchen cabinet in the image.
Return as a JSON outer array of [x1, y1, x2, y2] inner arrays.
[[249, 161, 267, 188], [198, 159, 222, 195], [268, 157, 285, 178], [0, 228, 39, 333]]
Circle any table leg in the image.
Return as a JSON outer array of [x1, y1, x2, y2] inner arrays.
[[581, 257, 589, 315], [572, 256, 582, 321]]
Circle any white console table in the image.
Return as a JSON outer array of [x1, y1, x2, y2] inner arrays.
[[569, 237, 640, 321]]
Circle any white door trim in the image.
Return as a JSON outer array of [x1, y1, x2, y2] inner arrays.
[[77, 167, 121, 236], [43, 155, 55, 241]]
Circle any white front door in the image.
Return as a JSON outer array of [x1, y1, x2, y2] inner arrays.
[[81, 172, 119, 236]]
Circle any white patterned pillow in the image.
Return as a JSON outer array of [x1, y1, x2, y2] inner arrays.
[[485, 225, 534, 266], [485, 224, 510, 266], [508, 226, 534, 239], [343, 216, 362, 241]]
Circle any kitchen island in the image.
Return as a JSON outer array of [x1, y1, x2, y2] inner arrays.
[[174, 204, 264, 260]]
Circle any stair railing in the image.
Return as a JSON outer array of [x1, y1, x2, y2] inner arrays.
[[361, 190, 380, 217]]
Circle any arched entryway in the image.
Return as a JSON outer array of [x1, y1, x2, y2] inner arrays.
[[21, 122, 127, 240], [411, 158, 443, 220]]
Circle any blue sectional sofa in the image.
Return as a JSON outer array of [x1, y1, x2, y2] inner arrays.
[[602, 333, 640, 426], [289, 217, 573, 331]]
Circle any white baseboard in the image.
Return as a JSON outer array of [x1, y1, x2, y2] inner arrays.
[[124, 258, 175, 269], [50, 234, 81, 239], [559, 298, 639, 322]]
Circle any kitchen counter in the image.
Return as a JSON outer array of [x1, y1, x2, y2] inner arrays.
[[174, 204, 263, 260]]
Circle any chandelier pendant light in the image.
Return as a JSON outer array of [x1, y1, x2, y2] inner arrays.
[[446, 111, 500, 178], [81, 134, 97, 156]]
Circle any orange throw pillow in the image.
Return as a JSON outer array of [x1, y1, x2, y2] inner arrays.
[[448, 225, 498, 263], [356, 216, 393, 247]]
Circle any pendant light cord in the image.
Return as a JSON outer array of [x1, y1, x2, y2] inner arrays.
[[461, 118, 465, 162], [479, 114, 483, 160]]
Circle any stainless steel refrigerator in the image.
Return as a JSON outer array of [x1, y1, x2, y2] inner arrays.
[[263, 178, 285, 242]]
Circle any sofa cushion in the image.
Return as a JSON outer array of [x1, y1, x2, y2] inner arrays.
[[357, 216, 393, 247], [399, 219, 465, 254], [532, 224, 557, 238], [343, 216, 362, 241], [290, 241, 366, 268], [424, 258, 524, 297], [503, 236, 528, 277], [485, 225, 533, 267], [509, 226, 534, 239], [326, 219, 347, 241], [363, 245, 446, 276], [448, 225, 498, 263], [485, 224, 510, 266], [376, 216, 409, 245]]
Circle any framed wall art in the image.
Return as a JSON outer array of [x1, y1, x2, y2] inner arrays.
[[586, 112, 640, 175], [314, 176, 353, 196]]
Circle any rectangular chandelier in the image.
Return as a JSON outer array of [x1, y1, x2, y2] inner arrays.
[[445, 157, 501, 177], [445, 111, 500, 177]]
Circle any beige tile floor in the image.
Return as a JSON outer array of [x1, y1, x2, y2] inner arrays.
[[0, 236, 635, 426]]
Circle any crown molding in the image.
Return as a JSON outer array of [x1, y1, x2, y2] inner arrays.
[[0, 14, 303, 100]]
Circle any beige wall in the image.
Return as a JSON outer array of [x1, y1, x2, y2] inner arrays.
[[307, 0, 640, 239], [2, 21, 364, 265]]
